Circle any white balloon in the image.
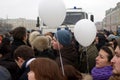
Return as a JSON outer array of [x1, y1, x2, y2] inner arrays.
[[74, 19, 97, 47], [39, 0, 66, 28]]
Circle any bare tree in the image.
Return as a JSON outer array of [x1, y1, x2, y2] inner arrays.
[[0, 22, 13, 34]]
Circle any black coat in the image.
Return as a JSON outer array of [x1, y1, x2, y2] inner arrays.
[[0, 39, 28, 80], [11, 39, 26, 53], [0, 55, 21, 80], [34, 49, 56, 60], [19, 58, 35, 80]]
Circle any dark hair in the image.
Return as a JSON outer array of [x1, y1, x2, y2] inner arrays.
[[116, 38, 120, 48], [12, 26, 27, 40], [96, 33, 108, 51], [30, 58, 63, 80], [62, 65, 82, 80], [14, 45, 34, 60], [101, 46, 114, 62], [0, 37, 11, 56], [44, 32, 54, 38]]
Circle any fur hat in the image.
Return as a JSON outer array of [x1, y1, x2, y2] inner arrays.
[[29, 31, 41, 45], [81, 73, 93, 80], [54, 30, 72, 46], [0, 66, 11, 80], [31, 36, 49, 51]]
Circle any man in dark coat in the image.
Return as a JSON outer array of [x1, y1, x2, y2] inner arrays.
[[79, 43, 98, 73], [52, 30, 79, 69], [0, 27, 29, 80], [11, 26, 28, 57], [14, 45, 35, 80]]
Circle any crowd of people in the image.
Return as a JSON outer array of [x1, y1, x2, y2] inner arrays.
[[0, 26, 120, 80]]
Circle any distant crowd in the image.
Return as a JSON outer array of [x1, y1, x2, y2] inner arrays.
[[0, 26, 120, 80]]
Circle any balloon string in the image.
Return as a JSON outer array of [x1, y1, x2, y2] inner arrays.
[[56, 33, 65, 76], [59, 49, 65, 76], [85, 47, 89, 74]]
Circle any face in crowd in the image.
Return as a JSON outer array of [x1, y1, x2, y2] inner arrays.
[[95, 46, 114, 68], [96, 50, 110, 68], [28, 71, 36, 80], [111, 45, 120, 74]]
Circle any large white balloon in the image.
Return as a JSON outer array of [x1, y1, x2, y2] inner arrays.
[[39, 0, 66, 28], [74, 19, 97, 47]]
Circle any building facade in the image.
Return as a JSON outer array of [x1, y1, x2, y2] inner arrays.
[[95, 22, 103, 31], [0, 18, 38, 31], [102, 2, 120, 32]]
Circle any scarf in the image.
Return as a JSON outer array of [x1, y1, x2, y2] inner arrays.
[[91, 66, 113, 80]]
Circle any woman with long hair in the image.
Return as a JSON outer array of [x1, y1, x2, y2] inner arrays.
[[28, 58, 64, 80]]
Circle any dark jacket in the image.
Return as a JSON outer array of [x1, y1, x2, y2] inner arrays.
[[19, 58, 35, 80], [34, 49, 56, 60], [0, 39, 28, 80], [56, 44, 79, 69], [11, 39, 26, 52], [0, 55, 21, 80]]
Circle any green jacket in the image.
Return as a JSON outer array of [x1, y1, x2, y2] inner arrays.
[[78, 44, 98, 73]]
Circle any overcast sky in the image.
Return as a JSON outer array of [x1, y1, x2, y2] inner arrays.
[[0, 0, 119, 22]]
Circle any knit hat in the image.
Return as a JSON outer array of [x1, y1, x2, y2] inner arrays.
[[0, 66, 11, 80], [54, 30, 72, 46]]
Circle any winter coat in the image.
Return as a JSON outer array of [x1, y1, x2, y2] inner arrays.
[[79, 44, 98, 73], [11, 39, 27, 52], [34, 49, 56, 60], [0, 39, 28, 80], [56, 44, 79, 69], [0, 55, 21, 80], [19, 58, 35, 80]]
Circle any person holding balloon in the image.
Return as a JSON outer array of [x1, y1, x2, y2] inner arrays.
[[51, 30, 79, 70], [74, 19, 98, 73], [78, 43, 98, 73], [39, 0, 98, 76]]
